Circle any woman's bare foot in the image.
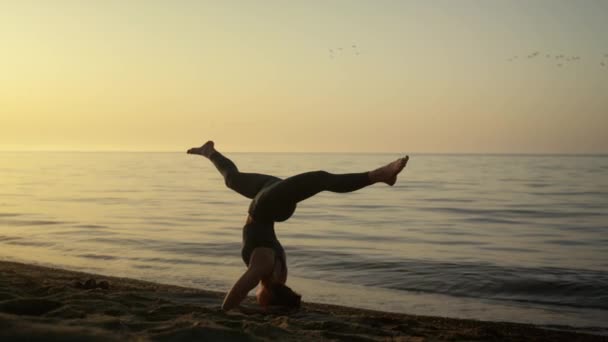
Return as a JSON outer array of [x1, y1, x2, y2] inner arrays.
[[187, 140, 216, 158], [369, 156, 409, 186]]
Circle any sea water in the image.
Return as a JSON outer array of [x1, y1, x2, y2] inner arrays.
[[1, 152, 607, 332]]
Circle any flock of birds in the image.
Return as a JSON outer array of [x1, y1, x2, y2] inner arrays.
[[507, 51, 608, 68], [326, 46, 608, 69], [328, 44, 360, 59]]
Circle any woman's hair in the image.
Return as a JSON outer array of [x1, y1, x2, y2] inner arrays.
[[257, 283, 301, 309]]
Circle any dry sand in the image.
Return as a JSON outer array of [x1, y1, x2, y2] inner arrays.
[[0, 260, 605, 341]]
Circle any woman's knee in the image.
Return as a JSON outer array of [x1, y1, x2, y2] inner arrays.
[[312, 170, 333, 185], [224, 171, 238, 190], [312, 170, 331, 179]]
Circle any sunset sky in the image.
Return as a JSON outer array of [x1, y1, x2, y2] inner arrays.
[[1, 1, 607, 153]]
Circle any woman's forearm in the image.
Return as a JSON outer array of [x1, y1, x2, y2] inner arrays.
[[221, 269, 261, 311]]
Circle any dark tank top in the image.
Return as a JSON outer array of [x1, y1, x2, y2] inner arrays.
[[241, 220, 286, 269]]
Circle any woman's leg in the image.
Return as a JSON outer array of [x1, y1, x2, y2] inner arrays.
[[209, 151, 281, 199], [188, 141, 280, 199], [263, 156, 409, 205], [265, 171, 371, 204]]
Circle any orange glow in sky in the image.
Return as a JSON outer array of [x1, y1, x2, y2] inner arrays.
[[1, 1, 607, 153]]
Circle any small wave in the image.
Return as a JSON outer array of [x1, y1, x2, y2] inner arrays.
[[330, 204, 396, 210], [512, 232, 557, 238], [424, 229, 490, 237], [96, 188, 143, 193], [526, 183, 550, 188], [551, 225, 607, 234], [141, 220, 190, 227], [285, 232, 329, 240], [478, 246, 539, 253], [0, 235, 21, 242], [0, 213, 20, 217], [78, 253, 119, 260], [289, 249, 608, 310], [423, 207, 603, 219], [3, 240, 54, 247], [40, 197, 125, 204], [423, 198, 475, 203], [154, 241, 242, 257], [0, 219, 67, 226], [296, 212, 347, 221], [73, 224, 108, 229], [75, 237, 159, 248], [532, 191, 608, 196], [129, 256, 200, 265], [432, 239, 488, 246], [466, 217, 523, 224], [132, 264, 170, 270], [544, 239, 593, 246]]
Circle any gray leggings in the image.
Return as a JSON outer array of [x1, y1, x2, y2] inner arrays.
[[209, 152, 373, 222]]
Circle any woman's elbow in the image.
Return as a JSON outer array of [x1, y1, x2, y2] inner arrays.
[[221, 298, 237, 311]]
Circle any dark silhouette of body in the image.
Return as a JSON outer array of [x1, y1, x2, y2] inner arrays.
[[188, 141, 409, 311]]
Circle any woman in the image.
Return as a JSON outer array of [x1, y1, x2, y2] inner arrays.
[[187, 141, 409, 311]]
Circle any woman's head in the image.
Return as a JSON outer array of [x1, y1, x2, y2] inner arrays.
[[256, 282, 301, 309]]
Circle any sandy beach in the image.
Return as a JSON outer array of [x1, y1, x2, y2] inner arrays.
[[0, 261, 604, 341]]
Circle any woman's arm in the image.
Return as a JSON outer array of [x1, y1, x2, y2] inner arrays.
[[221, 268, 262, 311], [221, 248, 275, 311]]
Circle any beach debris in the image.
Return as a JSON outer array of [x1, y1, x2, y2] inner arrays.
[[84, 279, 97, 289], [74, 278, 110, 290]]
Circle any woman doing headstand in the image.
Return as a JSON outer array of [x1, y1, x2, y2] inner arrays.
[[187, 141, 409, 311]]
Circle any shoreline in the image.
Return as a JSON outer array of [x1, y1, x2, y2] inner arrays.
[[0, 260, 605, 341]]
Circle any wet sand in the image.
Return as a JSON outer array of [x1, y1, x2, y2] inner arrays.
[[0, 260, 604, 341]]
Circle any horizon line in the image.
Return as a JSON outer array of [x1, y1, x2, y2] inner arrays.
[[0, 149, 607, 156]]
